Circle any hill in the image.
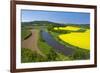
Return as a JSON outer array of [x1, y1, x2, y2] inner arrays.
[[21, 21, 90, 28], [21, 21, 63, 26]]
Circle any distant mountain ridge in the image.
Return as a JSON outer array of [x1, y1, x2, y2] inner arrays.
[[22, 21, 62, 26], [21, 21, 90, 28]]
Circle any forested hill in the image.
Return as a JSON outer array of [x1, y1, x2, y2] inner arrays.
[[21, 21, 63, 26], [21, 21, 90, 28]]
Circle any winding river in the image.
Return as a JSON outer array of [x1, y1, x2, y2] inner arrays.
[[41, 30, 74, 56]]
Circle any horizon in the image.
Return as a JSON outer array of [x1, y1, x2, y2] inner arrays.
[[21, 10, 90, 24], [21, 20, 90, 25]]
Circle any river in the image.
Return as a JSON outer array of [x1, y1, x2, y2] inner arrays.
[[41, 30, 74, 56]]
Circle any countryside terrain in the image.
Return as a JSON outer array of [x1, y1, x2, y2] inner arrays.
[[21, 21, 90, 63]]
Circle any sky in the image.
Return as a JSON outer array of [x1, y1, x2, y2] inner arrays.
[[21, 10, 90, 24]]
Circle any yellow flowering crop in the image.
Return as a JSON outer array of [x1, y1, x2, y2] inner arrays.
[[54, 26, 80, 31], [59, 30, 90, 50]]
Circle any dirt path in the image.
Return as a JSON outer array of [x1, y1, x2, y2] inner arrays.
[[21, 29, 45, 57]]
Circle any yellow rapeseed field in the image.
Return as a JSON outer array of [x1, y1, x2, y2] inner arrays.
[[54, 26, 80, 31], [56, 26, 90, 50]]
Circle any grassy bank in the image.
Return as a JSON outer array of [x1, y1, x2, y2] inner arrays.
[[21, 29, 31, 40], [38, 31, 73, 61]]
